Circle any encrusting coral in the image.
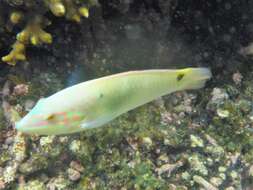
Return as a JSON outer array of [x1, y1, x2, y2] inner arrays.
[[1, 0, 96, 65]]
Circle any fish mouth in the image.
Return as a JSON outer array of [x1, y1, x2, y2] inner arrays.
[[190, 68, 212, 82], [15, 119, 41, 134], [15, 121, 32, 134], [15, 120, 25, 131], [197, 68, 212, 80]]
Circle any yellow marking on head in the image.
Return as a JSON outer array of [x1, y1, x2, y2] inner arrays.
[[176, 68, 193, 81], [177, 73, 185, 81]]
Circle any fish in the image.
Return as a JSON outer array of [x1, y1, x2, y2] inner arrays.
[[15, 68, 212, 135]]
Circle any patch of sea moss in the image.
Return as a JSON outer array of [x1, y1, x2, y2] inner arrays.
[[71, 71, 252, 189], [19, 136, 66, 176], [243, 69, 253, 99], [80, 103, 165, 150], [209, 98, 253, 162], [78, 155, 167, 190], [23, 179, 46, 190], [46, 174, 71, 190], [6, 65, 252, 189], [76, 92, 214, 189], [74, 103, 172, 189], [0, 150, 11, 166], [19, 153, 49, 175]]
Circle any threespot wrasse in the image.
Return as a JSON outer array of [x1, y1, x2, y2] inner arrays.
[[16, 68, 212, 135]]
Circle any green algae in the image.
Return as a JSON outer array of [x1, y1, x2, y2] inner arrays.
[[1, 67, 253, 189], [19, 154, 49, 175], [0, 151, 10, 166], [0, 70, 252, 189], [0, 107, 6, 131], [23, 180, 46, 190]]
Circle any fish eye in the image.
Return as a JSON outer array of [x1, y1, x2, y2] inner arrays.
[[45, 114, 56, 121]]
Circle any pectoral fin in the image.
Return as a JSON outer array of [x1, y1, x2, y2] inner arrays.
[[80, 116, 114, 129]]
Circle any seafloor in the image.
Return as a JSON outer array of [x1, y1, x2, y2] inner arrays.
[[0, 1, 253, 189]]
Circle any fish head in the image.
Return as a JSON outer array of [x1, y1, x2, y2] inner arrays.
[[15, 98, 84, 135]]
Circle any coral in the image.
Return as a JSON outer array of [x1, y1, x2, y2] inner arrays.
[[2, 41, 26, 66], [16, 16, 52, 46], [0, 0, 97, 65], [61, 0, 89, 22], [46, 0, 66, 17], [9, 11, 23, 25]]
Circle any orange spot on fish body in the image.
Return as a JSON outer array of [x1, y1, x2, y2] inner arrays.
[[35, 120, 48, 127], [72, 115, 81, 121]]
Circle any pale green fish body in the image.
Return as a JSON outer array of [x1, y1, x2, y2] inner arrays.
[[16, 68, 212, 135]]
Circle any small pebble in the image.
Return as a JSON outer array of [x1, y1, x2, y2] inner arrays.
[[142, 137, 153, 147], [217, 109, 230, 118], [67, 168, 80, 181], [70, 161, 84, 173], [161, 111, 173, 124], [210, 88, 229, 105], [190, 135, 204, 148], [232, 72, 243, 85], [24, 100, 35, 111], [193, 175, 218, 190], [248, 165, 253, 177], [230, 170, 238, 179], [210, 177, 223, 187], [225, 187, 235, 190], [4, 137, 14, 145], [13, 84, 29, 96], [156, 161, 183, 176], [0, 179, 5, 190], [218, 166, 227, 173]]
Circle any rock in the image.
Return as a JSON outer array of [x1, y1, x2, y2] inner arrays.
[[67, 168, 81, 181], [232, 72, 243, 85], [24, 99, 35, 111], [70, 161, 84, 173], [13, 84, 29, 96], [217, 108, 230, 118], [210, 88, 229, 105], [193, 175, 218, 190], [190, 134, 204, 148]]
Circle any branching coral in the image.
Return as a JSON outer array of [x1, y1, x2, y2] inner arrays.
[[1, 0, 97, 65], [2, 41, 26, 66], [17, 16, 52, 46]]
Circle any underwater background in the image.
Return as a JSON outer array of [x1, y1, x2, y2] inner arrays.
[[0, 0, 253, 189]]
